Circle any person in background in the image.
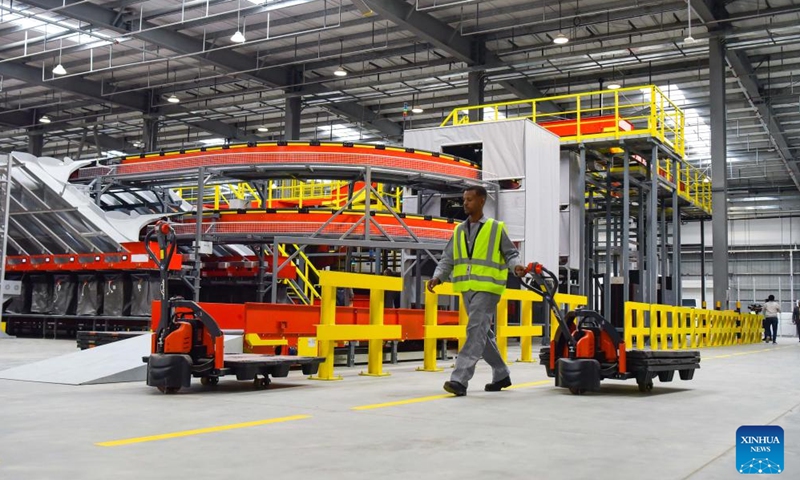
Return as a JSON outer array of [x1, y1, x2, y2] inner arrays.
[[793, 300, 800, 342], [383, 268, 401, 309], [763, 295, 781, 344], [427, 185, 526, 396]]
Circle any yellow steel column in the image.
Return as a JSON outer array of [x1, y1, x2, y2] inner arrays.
[[496, 298, 509, 363], [419, 287, 444, 372], [361, 288, 390, 376], [518, 299, 534, 363], [310, 284, 342, 381]]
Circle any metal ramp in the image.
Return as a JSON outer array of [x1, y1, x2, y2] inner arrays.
[[0, 334, 244, 385]]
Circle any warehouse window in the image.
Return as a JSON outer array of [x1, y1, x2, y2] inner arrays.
[[442, 143, 482, 167]]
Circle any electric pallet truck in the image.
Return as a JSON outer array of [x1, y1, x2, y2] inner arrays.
[[521, 262, 700, 394], [142, 221, 323, 394]]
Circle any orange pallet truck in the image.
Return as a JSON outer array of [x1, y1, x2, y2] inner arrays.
[[143, 221, 323, 394], [523, 263, 700, 395]]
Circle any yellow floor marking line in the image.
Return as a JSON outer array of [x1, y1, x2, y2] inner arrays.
[[504, 379, 551, 390], [352, 379, 552, 410], [96, 414, 311, 447], [352, 394, 452, 410], [704, 345, 794, 360]]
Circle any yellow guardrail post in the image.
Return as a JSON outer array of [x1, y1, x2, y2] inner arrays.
[[311, 271, 403, 380], [496, 288, 544, 364], [418, 282, 467, 372], [650, 304, 675, 350], [673, 306, 694, 349], [624, 302, 651, 349]]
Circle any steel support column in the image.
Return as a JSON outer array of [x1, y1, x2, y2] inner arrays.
[[142, 115, 159, 151], [700, 220, 707, 308], [579, 147, 589, 298], [660, 198, 668, 303], [622, 149, 630, 304], [647, 146, 659, 304], [710, 35, 729, 310], [672, 161, 681, 305], [604, 157, 612, 320], [27, 130, 43, 157], [467, 71, 485, 122], [193, 168, 205, 302], [285, 96, 302, 141]]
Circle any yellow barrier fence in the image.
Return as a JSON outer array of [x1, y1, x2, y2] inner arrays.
[[496, 288, 544, 364], [419, 284, 583, 371], [623, 303, 764, 350], [418, 281, 469, 372], [311, 271, 403, 380]]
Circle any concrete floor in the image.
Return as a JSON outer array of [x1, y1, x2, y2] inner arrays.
[[0, 337, 798, 480]]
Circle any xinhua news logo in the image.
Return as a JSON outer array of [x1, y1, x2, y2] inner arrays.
[[737, 426, 784, 474]]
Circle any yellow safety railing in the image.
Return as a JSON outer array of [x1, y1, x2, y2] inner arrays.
[[174, 183, 259, 210], [277, 244, 321, 304], [496, 288, 544, 363], [623, 302, 764, 350], [311, 271, 403, 380], [418, 283, 582, 371], [442, 85, 711, 214], [659, 157, 712, 213], [175, 180, 403, 212], [442, 85, 684, 156], [418, 282, 469, 372]]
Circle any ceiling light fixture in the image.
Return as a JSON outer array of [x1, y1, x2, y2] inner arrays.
[[553, 2, 569, 45], [166, 94, 180, 104], [231, 30, 246, 43], [53, 63, 66, 75], [333, 39, 348, 77], [607, 82, 621, 90], [411, 106, 424, 114], [232, 0, 246, 43], [684, 0, 695, 44], [39, 115, 51, 124], [257, 126, 269, 132]]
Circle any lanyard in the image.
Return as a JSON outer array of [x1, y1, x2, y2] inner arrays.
[[464, 221, 485, 260]]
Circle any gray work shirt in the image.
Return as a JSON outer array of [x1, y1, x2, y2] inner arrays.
[[432, 215, 523, 283]]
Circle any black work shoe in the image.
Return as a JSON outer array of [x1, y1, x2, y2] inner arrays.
[[485, 376, 512, 392], [443, 381, 467, 396]]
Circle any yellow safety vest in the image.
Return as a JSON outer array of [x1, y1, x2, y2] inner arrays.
[[452, 218, 508, 295]]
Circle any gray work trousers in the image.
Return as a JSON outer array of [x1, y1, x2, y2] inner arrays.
[[450, 290, 510, 387]]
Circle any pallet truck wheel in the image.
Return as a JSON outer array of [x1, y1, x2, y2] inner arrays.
[[253, 376, 270, 389], [201, 376, 219, 387], [157, 386, 180, 394], [638, 381, 653, 393], [569, 388, 586, 395]]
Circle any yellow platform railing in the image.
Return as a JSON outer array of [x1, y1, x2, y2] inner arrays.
[[174, 180, 402, 211], [278, 244, 321, 304], [659, 157, 712, 213], [441, 85, 711, 214]]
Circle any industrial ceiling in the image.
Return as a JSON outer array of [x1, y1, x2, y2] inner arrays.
[[0, 0, 798, 217]]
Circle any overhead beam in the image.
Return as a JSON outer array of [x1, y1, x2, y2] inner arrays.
[[363, 0, 559, 112], [21, 0, 400, 139], [694, 0, 800, 192], [0, 60, 260, 144]]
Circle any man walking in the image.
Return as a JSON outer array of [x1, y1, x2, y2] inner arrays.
[[427, 186, 526, 396], [763, 295, 781, 344]]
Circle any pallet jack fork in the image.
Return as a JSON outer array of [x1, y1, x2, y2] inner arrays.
[[142, 221, 323, 394], [521, 262, 700, 395]]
